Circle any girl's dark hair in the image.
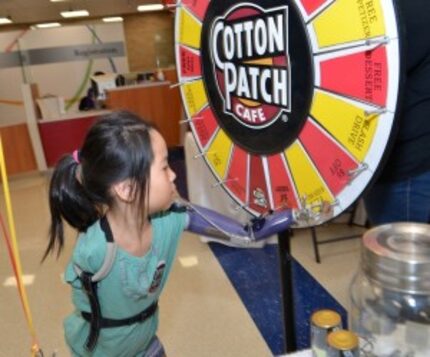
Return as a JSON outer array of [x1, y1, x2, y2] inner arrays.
[[44, 111, 154, 259]]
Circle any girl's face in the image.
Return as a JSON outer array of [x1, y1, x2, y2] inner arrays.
[[147, 129, 177, 214]]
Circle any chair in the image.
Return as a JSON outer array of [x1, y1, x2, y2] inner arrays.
[[310, 201, 369, 263]]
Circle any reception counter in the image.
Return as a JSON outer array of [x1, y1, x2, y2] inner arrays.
[[0, 122, 37, 175], [13, 74, 183, 176], [37, 110, 111, 167], [105, 78, 183, 147]]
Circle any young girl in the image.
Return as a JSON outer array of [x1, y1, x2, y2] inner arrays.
[[46, 111, 302, 356]]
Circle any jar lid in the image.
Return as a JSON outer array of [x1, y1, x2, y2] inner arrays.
[[327, 330, 358, 350], [311, 309, 341, 328], [362, 223, 430, 294]]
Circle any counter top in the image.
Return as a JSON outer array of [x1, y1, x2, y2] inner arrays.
[[39, 109, 111, 123], [106, 80, 171, 92], [0, 117, 26, 128]]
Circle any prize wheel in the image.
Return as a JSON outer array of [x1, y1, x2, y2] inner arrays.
[[174, 0, 401, 226]]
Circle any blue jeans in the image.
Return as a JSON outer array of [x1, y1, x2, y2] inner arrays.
[[142, 336, 166, 357], [364, 170, 430, 225]]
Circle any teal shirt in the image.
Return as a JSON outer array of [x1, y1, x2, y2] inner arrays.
[[64, 210, 187, 357]]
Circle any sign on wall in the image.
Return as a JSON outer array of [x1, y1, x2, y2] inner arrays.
[[0, 42, 124, 69]]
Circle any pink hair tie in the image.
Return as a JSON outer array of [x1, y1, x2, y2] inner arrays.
[[72, 150, 80, 164]]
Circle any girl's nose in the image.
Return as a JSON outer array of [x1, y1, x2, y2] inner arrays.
[[170, 168, 177, 182]]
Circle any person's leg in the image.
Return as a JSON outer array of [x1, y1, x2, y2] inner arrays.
[[364, 170, 430, 225], [408, 170, 430, 223], [143, 336, 166, 357], [364, 179, 409, 225]]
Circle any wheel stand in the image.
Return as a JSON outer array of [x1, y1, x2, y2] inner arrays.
[[277, 229, 297, 353]]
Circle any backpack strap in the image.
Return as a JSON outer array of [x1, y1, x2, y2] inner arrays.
[[80, 270, 102, 351], [73, 217, 159, 352], [72, 216, 117, 351], [81, 301, 158, 328], [73, 216, 117, 282]]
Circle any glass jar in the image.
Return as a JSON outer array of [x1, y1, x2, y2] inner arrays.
[[350, 223, 430, 357]]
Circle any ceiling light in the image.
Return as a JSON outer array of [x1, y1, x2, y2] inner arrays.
[[0, 17, 12, 25], [35, 22, 61, 29], [60, 10, 89, 18], [50, 0, 70, 2], [102, 16, 123, 23], [137, 4, 165, 12]]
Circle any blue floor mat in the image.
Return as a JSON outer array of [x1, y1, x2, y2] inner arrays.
[[209, 242, 347, 355]]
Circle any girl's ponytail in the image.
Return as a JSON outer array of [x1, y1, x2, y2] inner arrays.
[[43, 154, 99, 260], [44, 111, 156, 260]]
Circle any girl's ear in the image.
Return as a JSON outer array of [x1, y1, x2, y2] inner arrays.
[[112, 180, 135, 202]]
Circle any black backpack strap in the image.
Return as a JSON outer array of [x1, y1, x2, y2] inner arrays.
[[80, 271, 102, 351], [73, 216, 117, 351], [81, 301, 158, 328], [73, 217, 117, 283], [75, 217, 158, 352]]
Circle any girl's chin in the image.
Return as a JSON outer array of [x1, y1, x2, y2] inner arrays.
[[150, 197, 176, 214], [163, 200, 175, 211]]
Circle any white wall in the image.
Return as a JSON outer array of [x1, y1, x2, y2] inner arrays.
[[0, 23, 128, 126]]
